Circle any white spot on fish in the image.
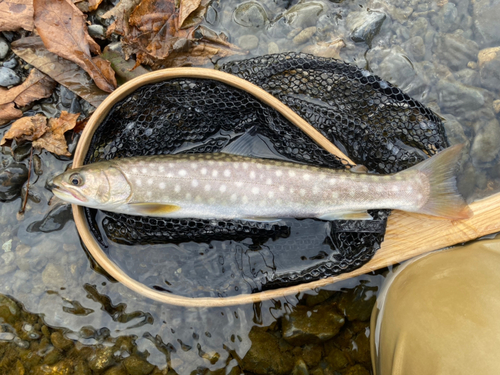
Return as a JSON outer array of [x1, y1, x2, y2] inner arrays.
[[290, 188, 295, 193], [146, 192, 152, 198], [204, 184, 211, 191], [192, 179, 199, 187], [303, 174, 311, 181], [259, 201, 266, 207], [257, 164, 263, 169], [362, 186, 369, 193], [230, 194, 237, 202], [201, 168, 207, 175], [243, 163, 249, 170], [268, 191, 274, 198], [250, 171, 256, 179], [159, 182, 166, 189], [376, 186, 384, 193], [300, 189, 306, 196], [349, 191, 356, 197], [276, 198, 282, 204], [312, 186, 320, 194], [212, 170, 218, 178], [406, 187, 413, 194], [329, 179, 336, 185], [392, 185, 399, 192], [224, 170, 231, 177], [147, 178, 153, 186], [174, 184, 181, 193], [186, 193, 192, 200], [276, 170, 283, 177], [220, 185, 227, 193], [209, 197, 216, 204], [191, 163, 197, 169], [195, 195, 202, 202], [266, 178, 272, 185], [141, 168, 148, 174], [178, 169, 187, 177], [136, 179, 142, 187], [159, 166, 165, 173], [236, 182, 243, 187], [279, 186, 285, 192], [233, 163, 240, 169], [132, 168, 138, 174], [332, 192, 339, 199], [288, 171, 296, 177], [252, 187, 259, 195], [242, 195, 248, 204], [417, 193, 423, 200]]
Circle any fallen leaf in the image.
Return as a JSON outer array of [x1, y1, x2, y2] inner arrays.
[[102, 0, 142, 37], [0, 114, 48, 146], [101, 43, 149, 85], [117, 0, 244, 68], [12, 36, 109, 107], [0, 68, 56, 125], [178, 0, 201, 29], [33, 0, 117, 92], [88, 0, 103, 11], [0, 0, 34, 32], [73, 0, 103, 12], [0, 103, 23, 127], [32, 111, 80, 156]]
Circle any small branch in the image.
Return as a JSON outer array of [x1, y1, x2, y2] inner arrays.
[[20, 146, 33, 214]]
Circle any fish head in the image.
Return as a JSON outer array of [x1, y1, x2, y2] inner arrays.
[[49, 163, 132, 209]]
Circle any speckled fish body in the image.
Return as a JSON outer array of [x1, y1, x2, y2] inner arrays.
[[50, 145, 472, 221]]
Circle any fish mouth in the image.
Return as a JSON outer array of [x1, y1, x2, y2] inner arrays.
[[51, 186, 88, 203]]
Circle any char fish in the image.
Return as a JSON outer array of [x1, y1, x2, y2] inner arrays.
[[49, 144, 472, 221]]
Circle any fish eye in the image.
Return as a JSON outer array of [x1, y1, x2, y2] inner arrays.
[[69, 173, 84, 186]]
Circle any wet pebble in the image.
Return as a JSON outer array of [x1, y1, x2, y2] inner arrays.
[[473, 0, 500, 45], [0, 66, 20, 87], [338, 285, 377, 322], [26, 203, 72, 233], [41, 263, 66, 288], [436, 77, 485, 117], [33, 154, 43, 176], [60, 85, 76, 108], [123, 355, 156, 375], [403, 36, 425, 61], [478, 47, 500, 92], [282, 2, 324, 28], [347, 10, 386, 45], [238, 34, 259, 50], [2, 239, 12, 252], [293, 26, 316, 45], [88, 24, 106, 39], [0, 162, 28, 201], [282, 302, 345, 345], [0, 37, 8, 60], [233, 1, 268, 29], [3, 57, 17, 69], [1, 251, 15, 265], [471, 118, 500, 168], [434, 31, 479, 71], [268, 41, 279, 54]]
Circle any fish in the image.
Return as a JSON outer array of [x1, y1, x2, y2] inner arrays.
[[48, 144, 472, 221]]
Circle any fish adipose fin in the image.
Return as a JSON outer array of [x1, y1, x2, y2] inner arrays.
[[318, 211, 373, 221], [407, 144, 472, 220], [129, 203, 181, 215]]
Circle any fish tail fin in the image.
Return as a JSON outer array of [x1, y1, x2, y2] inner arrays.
[[408, 144, 472, 220]]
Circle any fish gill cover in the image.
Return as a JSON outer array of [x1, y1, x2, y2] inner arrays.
[[83, 52, 448, 294]]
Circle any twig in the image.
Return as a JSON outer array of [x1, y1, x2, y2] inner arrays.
[[20, 146, 33, 214]]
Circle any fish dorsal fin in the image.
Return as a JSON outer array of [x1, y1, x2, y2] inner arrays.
[[221, 128, 291, 161], [129, 203, 181, 215], [318, 211, 373, 221]]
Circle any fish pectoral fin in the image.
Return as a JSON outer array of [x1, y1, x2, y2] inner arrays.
[[318, 211, 373, 221], [238, 217, 283, 223], [350, 165, 368, 174], [129, 203, 181, 215]]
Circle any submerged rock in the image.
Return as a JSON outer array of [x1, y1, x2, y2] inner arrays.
[[238, 35, 259, 50], [282, 2, 324, 28], [0, 162, 28, 202], [436, 78, 485, 117], [0, 66, 20, 87], [347, 10, 386, 46], [233, 2, 268, 29], [338, 285, 377, 322], [471, 118, 500, 168], [26, 203, 72, 233], [282, 303, 345, 345], [473, 0, 500, 45], [434, 32, 479, 71], [478, 47, 500, 92]]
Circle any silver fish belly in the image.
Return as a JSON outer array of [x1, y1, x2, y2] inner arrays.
[[50, 145, 472, 221]]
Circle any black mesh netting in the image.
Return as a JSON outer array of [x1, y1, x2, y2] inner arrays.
[[83, 53, 448, 293]]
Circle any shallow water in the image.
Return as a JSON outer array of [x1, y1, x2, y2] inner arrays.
[[1, 0, 500, 373]]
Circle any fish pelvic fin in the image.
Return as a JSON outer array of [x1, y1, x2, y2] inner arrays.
[[407, 144, 472, 220], [129, 203, 181, 216]]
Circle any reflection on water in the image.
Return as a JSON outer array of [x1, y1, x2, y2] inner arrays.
[[1, 0, 500, 372]]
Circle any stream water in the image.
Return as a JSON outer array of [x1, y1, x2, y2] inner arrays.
[[1, 0, 500, 373]]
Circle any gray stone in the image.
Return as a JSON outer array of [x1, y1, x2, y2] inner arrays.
[[338, 285, 377, 322], [233, 2, 268, 29], [409, 17, 429, 38], [3, 57, 17, 69], [436, 78, 485, 117], [347, 10, 386, 46], [238, 35, 259, 50], [293, 27, 316, 45], [470, 118, 500, 167], [478, 47, 500, 92], [473, 0, 500, 45], [15, 243, 31, 257], [41, 263, 66, 288], [436, 2, 458, 33], [403, 36, 425, 61], [441, 114, 469, 147], [268, 41, 279, 54], [282, 303, 345, 345], [1, 251, 15, 265], [2, 239, 12, 252], [282, 2, 324, 28], [0, 37, 8, 60], [434, 32, 479, 71], [0, 67, 20, 87], [453, 68, 480, 87], [88, 24, 106, 39], [0, 162, 28, 201]]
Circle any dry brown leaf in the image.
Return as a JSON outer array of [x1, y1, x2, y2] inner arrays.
[[0, 103, 23, 127], [89, 0, 103, 11], [0, 0, 34, 32], [32, 111, 79, 156], [0, 114, 48, 146], [33, 0, 117, 93], [178, 0, 201, 29], [0, 69, 56, 125]]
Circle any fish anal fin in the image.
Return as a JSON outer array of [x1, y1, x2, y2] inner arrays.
[[129, 203, 181, 215], [350, 165, 368, 174], [318, 211, 373, 221]]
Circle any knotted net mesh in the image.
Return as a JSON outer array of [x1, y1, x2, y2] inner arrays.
[[83, 53, 448, 293]]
